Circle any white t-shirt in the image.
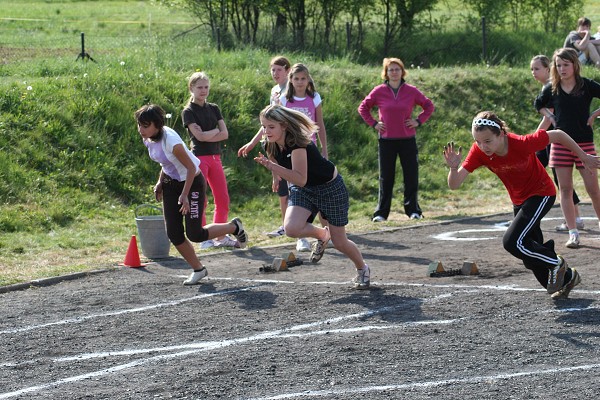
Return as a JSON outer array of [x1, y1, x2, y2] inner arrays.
[[144, 126, 200, 181]]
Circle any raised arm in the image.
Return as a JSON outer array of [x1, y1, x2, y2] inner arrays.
[[443, 142, 470, 189]]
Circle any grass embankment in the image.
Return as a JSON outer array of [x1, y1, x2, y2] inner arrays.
[[1, 1, 600, 286]]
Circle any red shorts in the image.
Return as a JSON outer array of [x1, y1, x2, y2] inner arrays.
[[549, 142, 596, 169]]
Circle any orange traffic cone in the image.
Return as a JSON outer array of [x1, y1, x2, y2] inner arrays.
[[121, 235, 145, 268]]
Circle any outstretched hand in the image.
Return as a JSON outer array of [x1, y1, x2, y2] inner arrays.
[[254, 152, 271, 169], [443, 142, 462, 169]]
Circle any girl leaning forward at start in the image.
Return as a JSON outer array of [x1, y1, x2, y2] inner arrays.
[[254, 105, 370, 289], [135, 104, 248, 286], [443, 111, 600, 299]]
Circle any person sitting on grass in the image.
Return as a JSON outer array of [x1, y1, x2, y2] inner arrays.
[[135, 104, 248, 286], [443, 111, 600, 299]]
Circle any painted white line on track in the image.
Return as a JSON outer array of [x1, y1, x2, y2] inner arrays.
[[0, 305, 457, 398], [432, 216, 598, 241], [0, 287, 255, 335], [243, 363, 600, 400], [207, 276, 600, 296]]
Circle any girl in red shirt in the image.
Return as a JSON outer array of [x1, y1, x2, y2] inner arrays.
[[443, 111, 600, 299]]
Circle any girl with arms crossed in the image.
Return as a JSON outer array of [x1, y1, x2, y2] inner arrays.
[[135, 104, 248, 285], [182, 72, 237, 249], [443, 111, 600, 299]]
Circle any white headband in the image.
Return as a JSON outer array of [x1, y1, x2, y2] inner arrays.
[[472, 118, 501, 130]]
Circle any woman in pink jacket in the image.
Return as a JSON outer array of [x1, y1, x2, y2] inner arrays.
[[358, 57, 434, 222]]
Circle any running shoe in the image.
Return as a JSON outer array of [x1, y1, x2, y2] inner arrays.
[[214, 236, 240, 248], [230, 217, 248, 249], [309, 226, 330, 263], [183, 268, 208, 285], [353, 265, 371, 290], [551, 268, 581, 299], [199, 240, 215, 250], [556, 221, 585, 231], [266, 226, 285, 237], [372, 216, 386, 222], [409, 213, 423, 220], [547, 256, 567, 294], [565, 233, 580, 249], [296, 238, 311, 252]]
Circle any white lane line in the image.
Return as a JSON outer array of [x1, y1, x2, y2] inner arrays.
[[208, 277, 600, 296], [0, 287, 254, 335], [0, 307, 458, 398], [243, 363, 600, 399]]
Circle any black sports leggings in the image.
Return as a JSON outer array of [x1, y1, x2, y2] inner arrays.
[[162, 174, 209, 246]]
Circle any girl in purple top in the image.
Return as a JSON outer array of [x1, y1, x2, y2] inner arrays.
[[358, 57, 434, 222]]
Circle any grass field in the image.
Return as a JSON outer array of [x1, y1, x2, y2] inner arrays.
[[1, 0, 600, 287]]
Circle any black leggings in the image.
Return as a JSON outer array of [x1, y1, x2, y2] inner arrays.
[[503, 195, 559, 288], [162, 174, 209, 246]]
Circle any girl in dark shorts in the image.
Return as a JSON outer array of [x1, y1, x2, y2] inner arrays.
[[253, 105, 370, 289], [135, 104, 248, 285]]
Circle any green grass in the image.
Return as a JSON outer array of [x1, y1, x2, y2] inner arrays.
[[1, 1, 600, 286]]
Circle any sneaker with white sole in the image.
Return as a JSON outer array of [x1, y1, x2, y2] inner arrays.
[[556, 221, 585, 231], [296, 238, 311, 252], [230, 217, 248, 249], [547, 256, 567, 294], [183, 268, 208, 285], [267, 225, 285, 237], [214, 235, 240, 248], [372, 216, 386, 222], [353, 265, 371, 290], [565, 233, 580, 249], [409, 213, 423, 220], [551, 268, 581, 299], [310, 226, 330, 263], [199, 240, 215, 250]]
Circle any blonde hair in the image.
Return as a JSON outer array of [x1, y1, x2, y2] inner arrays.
[[186, 71, 210, 106], [381, 58, 407, 81], [259, 105, 314, 159]]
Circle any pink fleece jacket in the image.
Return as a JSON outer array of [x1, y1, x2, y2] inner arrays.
[[358, 82, 434, 139]]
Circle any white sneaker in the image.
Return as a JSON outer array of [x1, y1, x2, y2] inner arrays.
[[199, 240, 215, 250], [183, 268, 207, 285], [266, 225, 285, 237], [565, 233, 580, 249], [214, 235, 240, 248], [372, 216, 386, 222], [353, 265, 371, 290], [296, 238, 311, 252], [409, 213, 423, 220], [556, 221, 585, 231]]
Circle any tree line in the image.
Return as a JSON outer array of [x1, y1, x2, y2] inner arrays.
[[163, 0, 583, 58]]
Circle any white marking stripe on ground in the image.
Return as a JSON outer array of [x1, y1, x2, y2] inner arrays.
[[243, 363, 600, 400], [0, 312, 458, 398], [0, 287, 255, 335]]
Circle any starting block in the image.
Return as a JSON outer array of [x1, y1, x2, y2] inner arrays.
[[259, 252, 303, 273], [281, 252, 303, 268], [428, 260, 479, 277], [461, 261, 479, 275]]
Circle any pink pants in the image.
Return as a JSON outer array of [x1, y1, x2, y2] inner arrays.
[[197, 154, 230, 226]]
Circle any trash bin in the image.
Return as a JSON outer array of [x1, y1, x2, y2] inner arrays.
[[135, 204, 171, 259]]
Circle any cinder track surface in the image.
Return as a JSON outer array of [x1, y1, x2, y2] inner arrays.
[[1, 205, 599, 399]]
